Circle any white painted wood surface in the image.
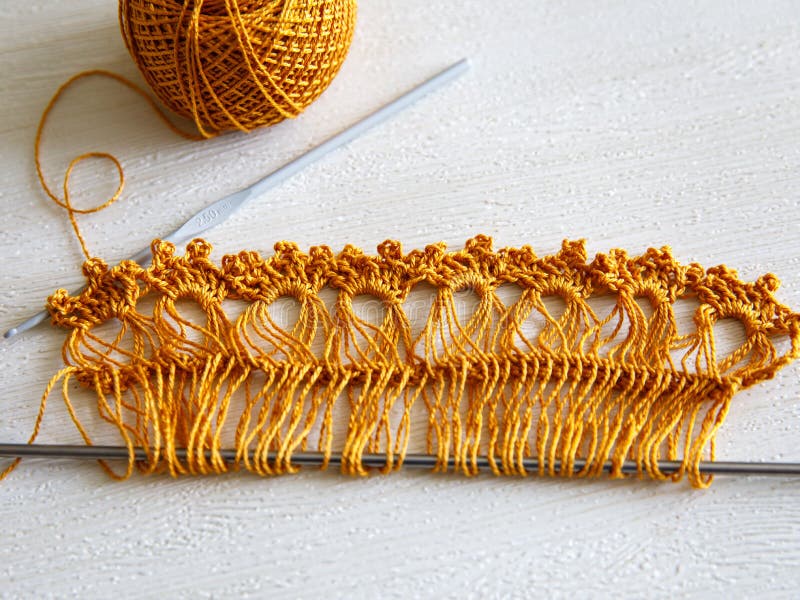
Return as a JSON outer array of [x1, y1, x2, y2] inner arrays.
[[1, 1, 799, 597]]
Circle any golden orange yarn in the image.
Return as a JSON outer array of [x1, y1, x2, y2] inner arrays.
[[4, 237, 798, 487], [119, 0, 358, 137]]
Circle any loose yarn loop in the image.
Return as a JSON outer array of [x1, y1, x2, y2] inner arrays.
[[119, 0, 358, 137], [16, 237, 799, 487], [34, 70, 202, 260]]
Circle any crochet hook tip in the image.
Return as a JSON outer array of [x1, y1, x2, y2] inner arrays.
[[4, 309, 50, 340]]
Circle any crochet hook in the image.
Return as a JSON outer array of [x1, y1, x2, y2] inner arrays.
[[1, 444, 798, 476], [4, 58, 471, 340]]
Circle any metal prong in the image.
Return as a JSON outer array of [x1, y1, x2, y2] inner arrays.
[[0, 444, 798, 477]]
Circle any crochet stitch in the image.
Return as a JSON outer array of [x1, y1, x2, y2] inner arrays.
[[6, 236, 797, 487]]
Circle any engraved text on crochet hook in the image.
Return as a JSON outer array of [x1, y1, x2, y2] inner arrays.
[[195, 200, 233, 229]]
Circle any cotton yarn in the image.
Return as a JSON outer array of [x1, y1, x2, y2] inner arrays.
[[119, 0, 357, 137]]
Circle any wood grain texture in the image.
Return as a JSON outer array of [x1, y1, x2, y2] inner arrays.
[[1, 1, 799, 597]]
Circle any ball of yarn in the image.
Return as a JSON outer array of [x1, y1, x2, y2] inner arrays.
[[119, 0, 357, 137]]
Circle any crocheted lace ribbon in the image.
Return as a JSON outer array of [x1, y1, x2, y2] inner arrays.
[[26, 236, 800, 487]]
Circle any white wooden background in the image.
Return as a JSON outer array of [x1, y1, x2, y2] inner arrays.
[[1, 1, 799, 597]]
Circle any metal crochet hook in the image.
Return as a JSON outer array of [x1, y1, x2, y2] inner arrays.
[[4, 58, 471, 339], [0, 444, 798, 476]]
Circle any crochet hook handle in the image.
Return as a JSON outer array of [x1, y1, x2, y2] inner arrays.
[[0, 444, 799, 477], [4, 58, 470, 340]]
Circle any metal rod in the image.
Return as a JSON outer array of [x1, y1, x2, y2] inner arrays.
[[1, 444, 798, 476], [3, 58, 471, 340]]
